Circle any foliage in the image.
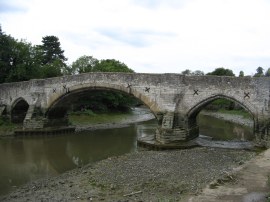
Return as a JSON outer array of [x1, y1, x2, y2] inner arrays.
[[265, 68, 270, 77], [71, 91, 138, 113], [71, 55, 99, 74], [95, 59, 134, 73], [0, 28, 16, 83], [181, 69, 204, 76], [0, 26, 68, 82], [39, 36, 67, 65], [207, 67, 235, 76], [254, 66, 264, 77], [206, 98, 235, 110], [239, 71, 244, 77]]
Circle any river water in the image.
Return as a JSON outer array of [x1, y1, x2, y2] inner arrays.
[[0, 113, 253, 196]]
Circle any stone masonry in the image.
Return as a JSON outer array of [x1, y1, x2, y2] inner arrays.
[[0, 73, 270, 147]]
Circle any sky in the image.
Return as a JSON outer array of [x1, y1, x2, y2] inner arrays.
[[1, 0, 270, 75]]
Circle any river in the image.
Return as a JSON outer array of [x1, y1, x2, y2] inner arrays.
[[0, 111, 254, 196]]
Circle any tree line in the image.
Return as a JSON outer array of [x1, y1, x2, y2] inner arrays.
[[0, 26, 269, 114], [0, 26, 133, 84], [181, 67, 270, 77]]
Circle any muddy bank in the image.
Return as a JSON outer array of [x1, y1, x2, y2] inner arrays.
[[75, 109, 155, 132], [201, 111, 253, 128], [0, 147, 256, 201]]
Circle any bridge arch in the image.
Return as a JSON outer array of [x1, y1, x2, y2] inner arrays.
[[11, 97, 29, 123], [45, 84, 159, 121], [187, 94, 256, 120], [183, 94, 257, 141]]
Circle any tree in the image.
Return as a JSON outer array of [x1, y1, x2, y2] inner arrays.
[[239, 71, 244, 77], [254, 67, 264, 77], [181, 69, 191, 75], [37, 36, 67, 78], [192, 70, 204, 76], [71, 55, 99, 74], [207, 67, 235, 76], [6, 40, 41, 82], [0, 26, 15, 83], [265, 68, 270, 77], [39, 36, 67, 65], [95, 59, 134, 73]]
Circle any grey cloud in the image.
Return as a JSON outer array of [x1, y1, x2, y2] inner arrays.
[[96, 28, 177, 47]]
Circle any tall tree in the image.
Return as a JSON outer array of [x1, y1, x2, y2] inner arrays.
[[40, 36, 67, 65], [207, 67, 235, 76], [254, 66, 264, 77], [0, 26, 15, 83], [38, 36, 67, 78]]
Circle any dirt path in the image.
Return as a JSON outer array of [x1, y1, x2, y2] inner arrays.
[[186, 149, 270, 202]]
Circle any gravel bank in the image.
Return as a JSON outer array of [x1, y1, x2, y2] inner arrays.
[[201, 111, 253, 128], [1, 147, 256, 201]]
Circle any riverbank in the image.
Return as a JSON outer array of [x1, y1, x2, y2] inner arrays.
[[201, 110, 253, 128], [72, 107, 155, 132], [0, 147, 257, 201], [1, 109, 268, 201]]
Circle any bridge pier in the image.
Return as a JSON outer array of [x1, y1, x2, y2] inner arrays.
[[254, 119, 270, 148], [155, 112, 199, 144]]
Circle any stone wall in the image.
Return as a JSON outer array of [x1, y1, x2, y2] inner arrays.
[[0, 73, 270, 146]]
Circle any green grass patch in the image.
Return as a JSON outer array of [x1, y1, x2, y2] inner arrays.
[[68, 111, 133, 126]]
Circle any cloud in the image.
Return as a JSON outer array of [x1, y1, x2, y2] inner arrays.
[[131, 0, 191, 9], [96, 28, 177, 47], [1, 0, 270, 75]]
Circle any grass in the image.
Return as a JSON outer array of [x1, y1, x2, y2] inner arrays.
[[68, 111, 134, 126]]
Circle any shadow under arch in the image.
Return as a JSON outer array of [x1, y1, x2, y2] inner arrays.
[[187, 94, 255, 121], [186, 94, 256, 139], [11, 97, 29, 123], [45, 86, 158, 122]]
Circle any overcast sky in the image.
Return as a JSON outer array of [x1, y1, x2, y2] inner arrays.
[[1, 0, 270, 75]]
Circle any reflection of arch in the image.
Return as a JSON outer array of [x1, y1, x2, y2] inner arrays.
[[46, 86, 157, 119], [187, 94, 255, 120], [11, 98, 29, 123]]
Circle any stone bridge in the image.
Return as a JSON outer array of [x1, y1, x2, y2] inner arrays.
[[0, 73, 270, 147]]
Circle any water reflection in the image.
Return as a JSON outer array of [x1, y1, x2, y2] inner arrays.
[[198, 114, 254, 141], [0, 115, 254, 196], [0, 125, 139, 195]]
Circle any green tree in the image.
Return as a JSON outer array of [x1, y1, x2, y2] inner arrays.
[[254, 66, 264, 77], [0, 26, 15, 83], [181, 69, 191, 75], [207, 67, 235, 76], [39, 36, 67, 65], [265, 68, 270, 77], [38, 36, 67, 78], [71, 55, 99, 74], [239, 71, 244, 77], [95, 59, 134, 73]]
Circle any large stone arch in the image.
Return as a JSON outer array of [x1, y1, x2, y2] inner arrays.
[[45, 82, 160, 117], [187, 94, 257, 120], [11, 97, 29, 123], [43, 83, 159, 128], [182, 94, 259, 142]]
